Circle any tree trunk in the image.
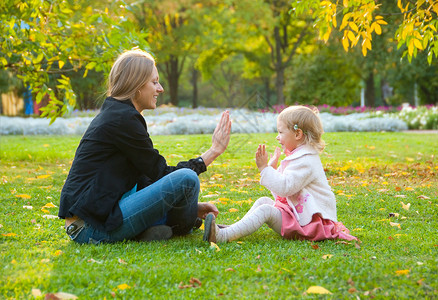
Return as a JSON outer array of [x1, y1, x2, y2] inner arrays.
[[263, 77, 271, 108], [365, 72, 375, 107], [191, 67, 198, 108], [274, 26, 285, 105], [166, 56, 180, 106]]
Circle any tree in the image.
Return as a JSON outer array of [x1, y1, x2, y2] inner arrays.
[[0, 0, 148, 122], [127, 0, 211, 106], [291, 0, 438, 64]]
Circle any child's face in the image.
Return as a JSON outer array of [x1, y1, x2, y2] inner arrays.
[[276, 120, 300, 153]]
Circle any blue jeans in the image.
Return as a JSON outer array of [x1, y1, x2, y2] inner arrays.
[[69, 169, 200, 244]]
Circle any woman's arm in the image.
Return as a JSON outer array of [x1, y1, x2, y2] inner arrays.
[[201, 111, 232, 167]]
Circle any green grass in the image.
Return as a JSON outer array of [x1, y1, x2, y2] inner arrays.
[[1, 132, 437, 299]]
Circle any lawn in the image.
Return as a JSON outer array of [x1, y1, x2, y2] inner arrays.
[[1, 132, 437, 299]]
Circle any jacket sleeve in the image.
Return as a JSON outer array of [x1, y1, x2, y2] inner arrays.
[[260, 156, 315, 197], [109, 113, 206, 181]]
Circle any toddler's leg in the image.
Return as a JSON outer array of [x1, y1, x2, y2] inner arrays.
[[245, 197, 275, 216], [215, 204, 282, 242]]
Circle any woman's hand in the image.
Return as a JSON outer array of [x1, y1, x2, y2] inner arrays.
[[197, 202, 219, 219], [268, 146, 281, 169], [201, 111, 231, 166], [255, 144, 269, 172]]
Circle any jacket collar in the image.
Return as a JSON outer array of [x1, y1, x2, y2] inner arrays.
[[282, 144, 318, 161]]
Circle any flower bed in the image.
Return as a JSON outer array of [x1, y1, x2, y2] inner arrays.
[[0, 106, 412, 135]]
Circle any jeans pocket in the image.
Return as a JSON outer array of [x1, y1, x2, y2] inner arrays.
[[67, 224, 86, 241]]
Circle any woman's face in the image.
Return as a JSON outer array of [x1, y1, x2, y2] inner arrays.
[[133, 66, 164, 112]]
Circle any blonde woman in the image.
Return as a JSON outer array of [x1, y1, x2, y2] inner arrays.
[[204, 106, 356, 243], [59, 49, 231, 244]]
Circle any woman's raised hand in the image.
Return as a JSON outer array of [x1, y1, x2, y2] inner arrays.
[[211, 111, 231, 155], [201, 111, 231, 166]]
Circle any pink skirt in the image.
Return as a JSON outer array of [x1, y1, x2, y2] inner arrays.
[[275, 201, 357, 241]]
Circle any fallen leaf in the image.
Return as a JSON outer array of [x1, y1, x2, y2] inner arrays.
[[306, 286, 332, 294], [178, 278, 201, 289], [417, 195, 430, 199], [23, 205, 33, 210], [210, 242, 220, 252], [2, 233, 17, 237], [42, 215, 59, 219], [228, 208, 238, 212], [322, 254, 333, 260], [118, 258, 127, 264], [395, 269, 410, 275], [225, 268, 235, 272], [394, 195, 407, 198], [15, 194, 31, 199], [400, 202, 411, 210], [48, 292, 78, 299], [37, 174, 51, 179], [311, 244, 319, 250], [32, 289, 42, 297], [42, 202, 58, 209], [53, 250, 63, 256], [256, 265, 262, 272], [348, 288, 357, 293], [395, 186, 402, 191], [390, 222, 401, 229], [404, 187, 414, 191], [117, 284, 131, 290]]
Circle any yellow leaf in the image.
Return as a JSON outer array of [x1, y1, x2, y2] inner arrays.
[[59, 60, 65, 69], [395, 269, 410, 275], [374, 23, 382, 35], [210, 242, 221, 252], [408, 39, 414, 57], [2, 233, 17, 237], [229, 208, 239, 212], [41, 208, 50, 213], [42, 202, 57, 209], [413, 38, 423, 50], [404, 187, 414, 191], [37, 174, 51, 179], [342, 37, 349, 51], [343, 0, 348, 8], [117, 284, 131, 290], [390, 222, 401, 229], [349, 22, 358, 32], [347, 30, 355, 42], [15, 194, 31, 199], [43, 144, 50, 147], [322, 254, 333, 260], [306, 286, 332, 294], [54, 250, 63, 256], [401, 202, 411, 210]]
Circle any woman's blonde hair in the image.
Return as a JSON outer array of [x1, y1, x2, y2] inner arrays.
[[107, 49, 155, 101], [278, 105, 326, 152]]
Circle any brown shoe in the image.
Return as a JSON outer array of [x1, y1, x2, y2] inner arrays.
[[202, 213, 217, 243]]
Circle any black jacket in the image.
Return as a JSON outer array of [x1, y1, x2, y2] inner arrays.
[[58, 97, 206, 231]]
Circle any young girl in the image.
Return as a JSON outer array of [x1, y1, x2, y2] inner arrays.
[[203, 105, 357, 243]]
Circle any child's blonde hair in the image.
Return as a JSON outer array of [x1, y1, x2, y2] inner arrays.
[[278, 106, 326, 152]]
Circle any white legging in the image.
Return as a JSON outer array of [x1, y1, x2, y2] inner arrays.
[[216, 197, 282, 242]]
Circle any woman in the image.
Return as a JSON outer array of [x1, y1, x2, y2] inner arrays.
[[58, 49, 231, 244]]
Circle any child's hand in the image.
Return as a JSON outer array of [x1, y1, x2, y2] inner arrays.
[[268, 146, 281, 169], [255, 144, 269, 172]]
